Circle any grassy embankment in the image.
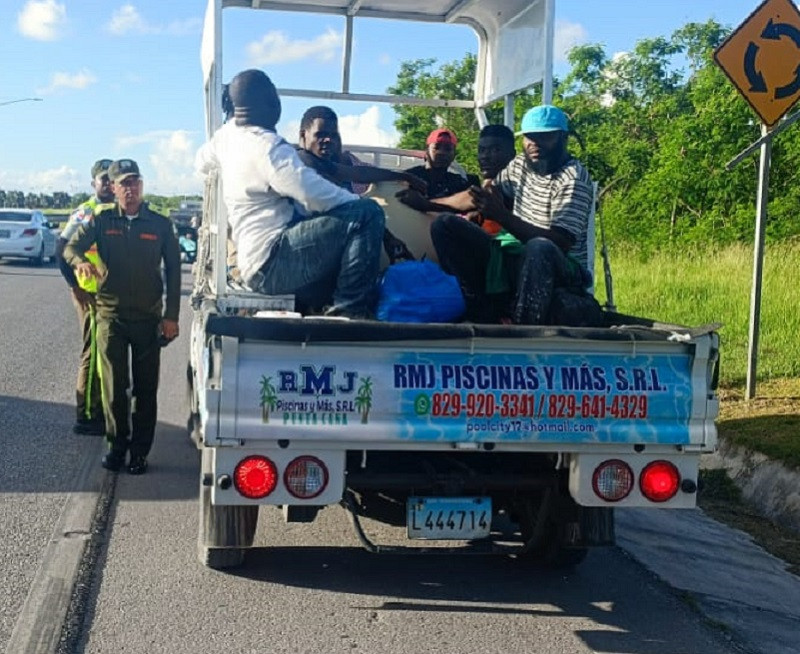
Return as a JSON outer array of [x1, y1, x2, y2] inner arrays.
[[594, 241, 800, 469]]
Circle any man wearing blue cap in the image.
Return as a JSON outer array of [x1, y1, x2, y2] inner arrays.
[[431, 104, 599, 326]]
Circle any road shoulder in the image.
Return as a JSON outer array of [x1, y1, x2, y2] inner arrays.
[[4, 438, 108, 654], [616, 507, 800, 654]]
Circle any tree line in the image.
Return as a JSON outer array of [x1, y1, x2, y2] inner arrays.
[[389, 20, 800, 250], [0, 189, 200, 217], [0, 190, 84, 210]]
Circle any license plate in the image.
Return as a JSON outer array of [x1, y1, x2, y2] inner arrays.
[[407, 497, 491, 540], [0, 229, 9, 238]]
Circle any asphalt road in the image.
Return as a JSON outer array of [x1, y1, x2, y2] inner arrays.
[[0, 259, 756, 654]]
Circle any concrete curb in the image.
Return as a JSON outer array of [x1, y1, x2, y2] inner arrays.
[[702, 438, 800, 534], [4, 439, 108, 654]]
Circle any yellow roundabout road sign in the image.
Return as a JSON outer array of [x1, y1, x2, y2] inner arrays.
[[715, 0, 800, 126]]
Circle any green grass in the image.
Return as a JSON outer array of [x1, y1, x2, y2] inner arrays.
[[595, 242, 800, 385]]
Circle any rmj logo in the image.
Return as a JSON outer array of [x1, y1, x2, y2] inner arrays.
[[278, 366, 358, 395]]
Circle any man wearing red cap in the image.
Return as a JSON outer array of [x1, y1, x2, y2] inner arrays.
[[404, 128, 478, 200]]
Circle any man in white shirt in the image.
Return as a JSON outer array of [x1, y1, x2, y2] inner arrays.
[[195, 69, 385, 318]]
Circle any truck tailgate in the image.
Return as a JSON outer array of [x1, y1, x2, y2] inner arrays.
[[206, 317, 719, 448]]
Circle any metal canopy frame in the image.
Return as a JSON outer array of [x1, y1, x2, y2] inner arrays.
[[203, 0, 554, 136]]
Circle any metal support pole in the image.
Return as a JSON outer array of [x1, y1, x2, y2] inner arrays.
[[542, 0, 555, 104], [746, 124, 772, 400], [504, 94, 515, 130]]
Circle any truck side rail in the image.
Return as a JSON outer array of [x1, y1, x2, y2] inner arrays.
[[204, 314, 720, 344]]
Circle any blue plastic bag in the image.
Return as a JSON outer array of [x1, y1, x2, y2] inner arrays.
[[377, 260, 465, 323]]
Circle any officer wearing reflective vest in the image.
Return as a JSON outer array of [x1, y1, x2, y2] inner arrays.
[[64, 159, 181, 475], [57, 159, 116, 435]]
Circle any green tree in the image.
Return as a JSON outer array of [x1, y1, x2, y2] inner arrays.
[[388, 54, 521, 174], [389, 19, 800, 250]]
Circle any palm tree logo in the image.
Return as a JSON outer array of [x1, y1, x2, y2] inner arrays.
[[259, 375, 278, 423], [354, 376, 373, 424]]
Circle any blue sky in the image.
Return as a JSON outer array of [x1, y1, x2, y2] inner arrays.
[[0, 1, 770, 196]]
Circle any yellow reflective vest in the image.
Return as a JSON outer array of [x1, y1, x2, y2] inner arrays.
[[64, 198, 116, 293]]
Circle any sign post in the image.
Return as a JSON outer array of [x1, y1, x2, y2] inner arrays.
[[715, 0, 800, 398], [747, 125, 771, 400]]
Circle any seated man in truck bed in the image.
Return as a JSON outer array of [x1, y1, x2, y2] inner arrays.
[[404, 128, 479, 199], [295, 105, 426, 263], [296, 105, 425, 196], [431, 105, 601, 326], [195, 69, 385, 318], [398, 124, 518, 321]]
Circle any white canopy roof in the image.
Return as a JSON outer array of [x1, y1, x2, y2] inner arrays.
[[202, 0, 554, 134]]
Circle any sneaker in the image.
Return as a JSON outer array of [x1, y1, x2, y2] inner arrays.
[[127, 456, 148, 475], [101, 451, 125, 472]]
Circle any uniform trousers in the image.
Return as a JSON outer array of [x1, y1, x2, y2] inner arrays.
[[96, 316, 161, 459]]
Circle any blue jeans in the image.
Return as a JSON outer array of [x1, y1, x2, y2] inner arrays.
[[254, 198, 385, 316]]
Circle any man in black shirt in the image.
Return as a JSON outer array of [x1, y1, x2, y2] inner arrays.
[[404, 128, 478, 200], [297, 106, 425, 194], [296, 105, 425, 263]]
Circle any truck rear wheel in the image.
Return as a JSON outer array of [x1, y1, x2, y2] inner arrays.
[[186, 363, 202, 449], [200, 542, 247, 569], [515, 492, 589, 570], [198, 450, 259, 569], [521, 523, 589, 569]]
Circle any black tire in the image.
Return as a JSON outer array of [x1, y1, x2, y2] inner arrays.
[[201, 545, 247, 569], [186, 364, 203, 449], [518, 521, 588, 569], [32, 244, 45, 267], [197, 451, 258, 570], [515, 495, 589, 570]]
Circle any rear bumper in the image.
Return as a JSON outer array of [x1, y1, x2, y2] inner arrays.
[[0, 235, 42, 257]]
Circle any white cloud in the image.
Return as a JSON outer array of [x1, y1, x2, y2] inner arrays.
[[36, 69, 97, 95], [338, 106, 398, 147], [0, 166, 82, 193], [279, 106, 398, 149], [247, 28, 343, 65], [106, 4, 200, 36], [379, 54, 392, 66], [554, 20, 588, 64], [17, 0, 66, 41], [115, 130, 201, 194], [107, 4, 145, 34], [149, 131, 199, 193]]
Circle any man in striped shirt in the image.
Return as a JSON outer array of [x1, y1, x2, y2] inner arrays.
[[431, 105, 598, 325]]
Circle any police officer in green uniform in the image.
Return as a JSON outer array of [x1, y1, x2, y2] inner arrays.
[[64, 159, 181, 475], [57, 159, 116, 435]]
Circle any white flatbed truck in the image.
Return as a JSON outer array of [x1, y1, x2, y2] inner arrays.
[[189, 0, 720, 569]]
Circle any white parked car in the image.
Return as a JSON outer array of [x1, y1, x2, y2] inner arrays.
[[0, 208, 58, 266]]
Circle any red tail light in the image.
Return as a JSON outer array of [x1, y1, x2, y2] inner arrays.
[[284, 456, 328, 499], [592, 459, 634, 502], [234, 455, 278, 499], [640, 461, 680, 502], [21, 228, 38, 237]]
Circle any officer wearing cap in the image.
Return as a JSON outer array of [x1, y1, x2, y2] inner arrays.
[[57, 159, 116, 435], [431, 105, 598, 326], [404, 128, 479, 200], [64, 159, 181, 475]]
